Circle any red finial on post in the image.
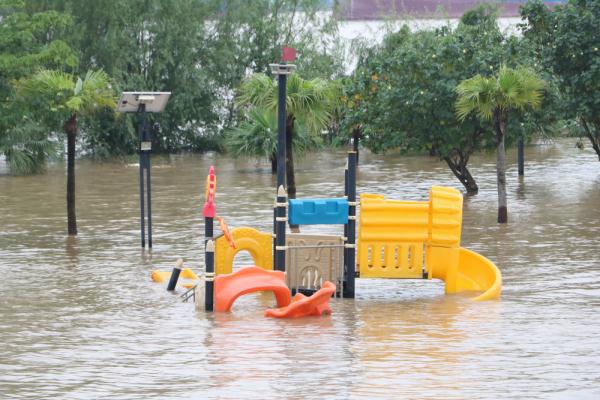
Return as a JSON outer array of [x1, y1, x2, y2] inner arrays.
[[282, 47, 296, 62], [203, 166, 216, 217]]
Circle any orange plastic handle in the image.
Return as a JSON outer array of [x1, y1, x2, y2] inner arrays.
[[217, 216, 236, 249]]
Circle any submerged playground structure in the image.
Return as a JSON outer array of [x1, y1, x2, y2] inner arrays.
[[152, 52, 502, 317]]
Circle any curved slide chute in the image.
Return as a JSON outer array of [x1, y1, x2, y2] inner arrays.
[[455, 247, 502, 301], [265, 281, 336, 318], [429, 246, 502, 301], [213, 266, 291, 312]]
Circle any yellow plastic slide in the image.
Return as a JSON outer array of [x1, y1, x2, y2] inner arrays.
[[358, 187, 502, 300], [428, 246, 502, 301]]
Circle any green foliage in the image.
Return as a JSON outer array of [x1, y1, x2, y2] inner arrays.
[[339, 3, 562, 193], [456, 66, 545, 122], [16, 69, 116, 123], [225, 108, 319, 160], [55, 0, 218, 152], [341, 14, 506, 157], [237, 73, 340, 136], [520, 0, 600, 158], [0, 0, 77, 174], [26, 0, 344, 154], [0, 120, 55, 174]]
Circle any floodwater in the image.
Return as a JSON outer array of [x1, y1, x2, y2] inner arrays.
[[1, 138, 599, 399]]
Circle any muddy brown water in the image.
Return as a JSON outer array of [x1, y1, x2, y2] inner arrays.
[[1, 138, 599, 399]]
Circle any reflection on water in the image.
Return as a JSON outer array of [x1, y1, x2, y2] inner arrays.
[[1, 139, 599, 399]]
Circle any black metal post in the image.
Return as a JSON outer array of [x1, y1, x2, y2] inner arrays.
[[205, 217, 214, 311], [274, 71, 287, 272], [343, 160, 348, 272], [205, 240, 215, 312], [275, 186, 287, 272], [518, 136, 524, 177], [277, 73, 287, 191], [273, 204, 277, 268], [146, 152, 152, 248], [344, 151, 357, 298], [167, 259, 183, 291], [138, 104, 146, 248]]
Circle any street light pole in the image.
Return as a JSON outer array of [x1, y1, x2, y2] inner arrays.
[[138, 103, 147, 247], [117, 91, 171, 248]]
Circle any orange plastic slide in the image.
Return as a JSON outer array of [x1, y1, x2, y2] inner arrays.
[[265, 281, 336, 318], [213, 266, 291, 312]]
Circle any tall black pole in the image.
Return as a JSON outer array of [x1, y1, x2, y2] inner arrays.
[[344, 151, 357, 298], [273, 204, 277, 268], [146, 152, 152, 248], [518, 136, 524, 177], [343, 159, 348, 283], [205, 218, 214, 312], [274, 72, 287, 272], [138, 104, 146, 248], [205, 242, 214, 312], [277, 73, 287, 191]]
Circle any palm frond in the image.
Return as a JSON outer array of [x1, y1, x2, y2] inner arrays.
[[16, 69, 115, 114], [0, 122, 55, 174], [237, 73, 276, 110], [456, 67, 545, 122], [456, 74, 495, 121], [226, 108, 278, 158]]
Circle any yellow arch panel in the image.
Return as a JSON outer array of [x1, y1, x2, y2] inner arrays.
[[215, 227, 273, 275]]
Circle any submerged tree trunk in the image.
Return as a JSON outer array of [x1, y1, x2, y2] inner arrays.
[[352, 127, 361, 165], [493, 108, 508, 224], [270, 152, 277, 174], [443, 151, 479, 194], [65, 114, 78, 235], [581, 117, 600, 161], [285, 115, 299, 232]]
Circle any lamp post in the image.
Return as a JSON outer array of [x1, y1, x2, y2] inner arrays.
[[117, 91, 171, 248], [269, 48, 295, 272]]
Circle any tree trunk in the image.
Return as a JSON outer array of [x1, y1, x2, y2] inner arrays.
[[517, 136, 525, 176], [285, 115, 296, 200], [352, 127, 361, 165], [285, 115, 299, 232], [493, 108, 508, 224], [65, 114, 78, 235], [581, 117, 600, 161], [443, 153, 479, 194], [270, 152, 277, 174]]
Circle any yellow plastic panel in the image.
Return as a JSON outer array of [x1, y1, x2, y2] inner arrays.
[[429, 186, 463, 248], [215, 227, 273, 275], [358, 193, 428, 278], [359, 242, 425, 278]]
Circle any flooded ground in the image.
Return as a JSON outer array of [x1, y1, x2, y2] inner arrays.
[[1, 138, 599, 399]]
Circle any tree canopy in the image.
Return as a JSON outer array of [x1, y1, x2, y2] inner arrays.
[[0, 0, 78, 173], [520, 0, 600, 159]]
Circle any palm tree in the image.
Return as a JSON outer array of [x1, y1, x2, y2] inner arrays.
[[456, 66, 544, 223], [236, 73, 339, 201], [18, 70, 115, 235], [0, 121, 55, 174], [226, 108, 320, 173]]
